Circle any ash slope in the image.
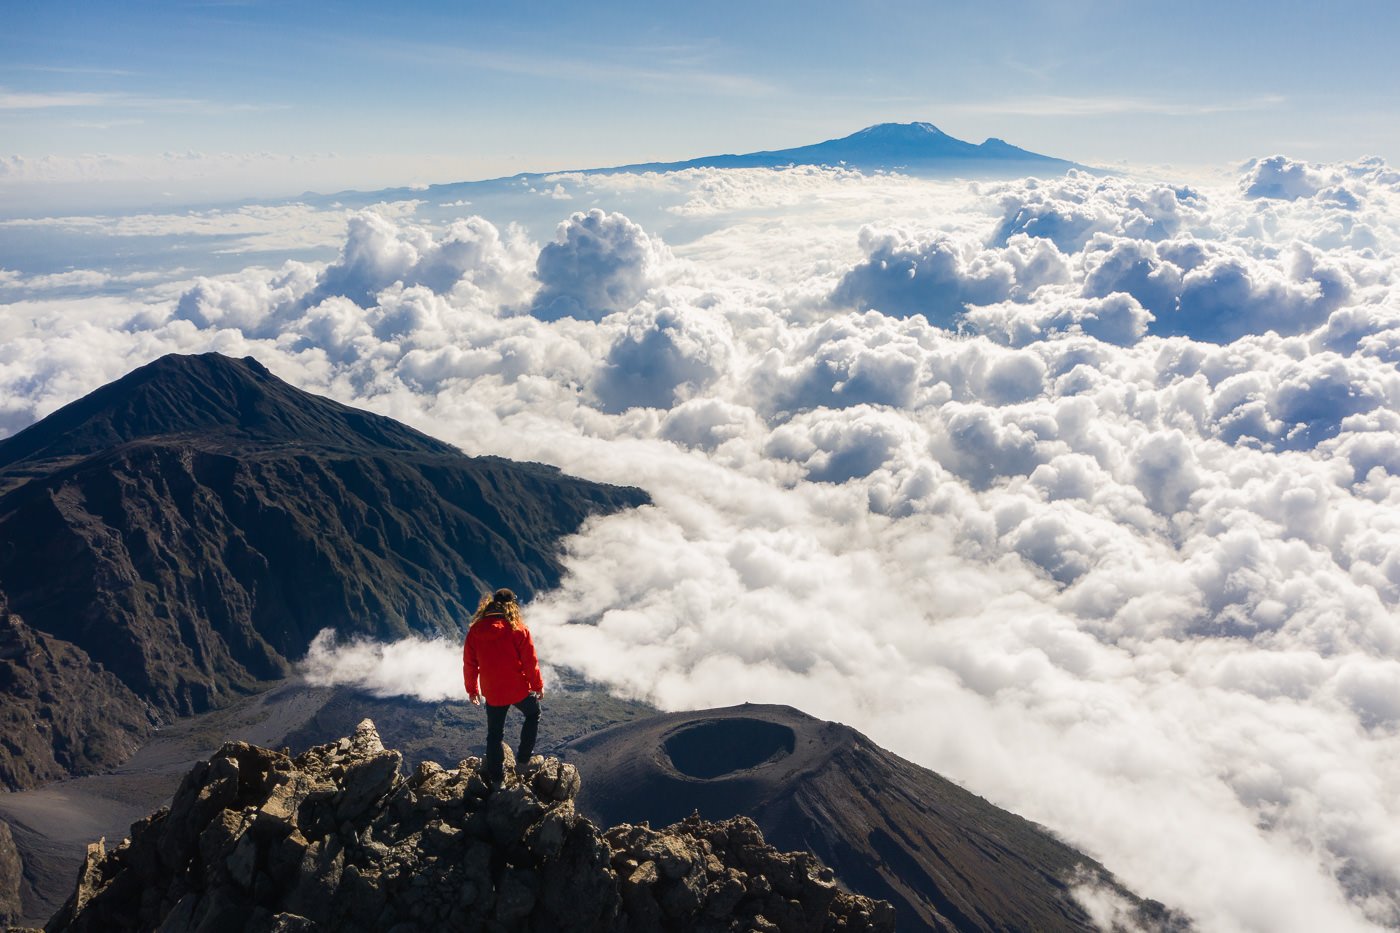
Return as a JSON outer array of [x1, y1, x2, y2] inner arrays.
[[0, 352, 648, 787], [563, 705, 1188, 933], [44, 719, 895, 933]]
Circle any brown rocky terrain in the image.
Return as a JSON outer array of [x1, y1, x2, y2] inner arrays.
[[0, 352, 648, 788], [562, 705, 1190, 933], [42, 719, 894, 933]]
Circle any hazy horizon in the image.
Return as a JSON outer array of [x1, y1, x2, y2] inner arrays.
[[6, 1, 1400, 212]]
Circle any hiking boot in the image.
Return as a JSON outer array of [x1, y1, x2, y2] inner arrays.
[[518, 755, 545, 780]]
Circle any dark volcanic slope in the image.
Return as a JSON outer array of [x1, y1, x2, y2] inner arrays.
[[0, 353, 647, 786], [562, 705, 1187, 933]]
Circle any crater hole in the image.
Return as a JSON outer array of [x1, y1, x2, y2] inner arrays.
[[664, 718, 796, 779]]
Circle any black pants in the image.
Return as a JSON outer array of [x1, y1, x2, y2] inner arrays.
[[484, 694, 540, 783]]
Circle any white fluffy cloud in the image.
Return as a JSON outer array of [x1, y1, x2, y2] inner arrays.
[[5, 159, 1400, 932], [530, 208, 670, 321]]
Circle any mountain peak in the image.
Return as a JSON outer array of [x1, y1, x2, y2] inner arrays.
[[0, 351, 458, 469], [578, 120, 1084, 181], [850, 121, 947, 139]]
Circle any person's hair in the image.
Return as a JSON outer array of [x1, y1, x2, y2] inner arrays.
[[471, 587, 524, 631]]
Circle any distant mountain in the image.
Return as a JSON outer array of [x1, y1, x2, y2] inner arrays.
[[0, 353, 648, 788], [597, 122, 1083, 176], [316, 122, 1085, 206], [562, 704, 1188, 933]]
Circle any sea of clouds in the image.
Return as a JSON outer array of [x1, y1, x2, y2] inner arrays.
[[3, 156, 1400, 932]]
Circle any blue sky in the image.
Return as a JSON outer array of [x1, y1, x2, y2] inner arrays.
[[4, 0, 1399, 207]]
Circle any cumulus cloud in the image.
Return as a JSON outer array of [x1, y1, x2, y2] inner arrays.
[[530, 208, 670, 321], [965, 292, 1154, 347], [594, 303, 733, 413], [991, 170, 1203, 251], [309, 212, 526, 308], [831, 228, 1068, 325], [6, 156, 1400, 932], [1243, 155, 1344, 201]]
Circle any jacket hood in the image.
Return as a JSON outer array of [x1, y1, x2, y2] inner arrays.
[[472, 614, 513, 640]]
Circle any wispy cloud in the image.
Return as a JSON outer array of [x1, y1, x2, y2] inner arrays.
[[364, 39, 777, 98], [3, 65, 138, 77], [950, 94, 1287, 117], [0, 86, 284, 114], [0, 89, 116, 109], [68, 118, 146, 130]]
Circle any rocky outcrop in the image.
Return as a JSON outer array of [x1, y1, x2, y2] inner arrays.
[[45, 719, 894, 933], [0, 352, 648, 785], [0, 594, 159, 790]]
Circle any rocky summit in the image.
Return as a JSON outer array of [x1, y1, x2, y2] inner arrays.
[[43, 719, 895, 933]]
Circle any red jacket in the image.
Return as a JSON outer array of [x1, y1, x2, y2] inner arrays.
[[463, 613, 543, 706]]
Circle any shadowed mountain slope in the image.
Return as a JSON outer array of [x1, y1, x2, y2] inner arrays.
[[0, 353, 648, 787], [562, 704, 1188, 933]]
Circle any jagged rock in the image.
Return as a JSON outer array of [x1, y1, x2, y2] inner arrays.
[[44, 719, 893, 933]]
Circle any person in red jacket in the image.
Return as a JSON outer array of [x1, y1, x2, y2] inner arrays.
[[463, 587, 544, 786]]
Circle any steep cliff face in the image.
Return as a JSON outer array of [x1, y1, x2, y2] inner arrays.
[[0, 353, 648, 787], [44, 720, 894, 933]]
